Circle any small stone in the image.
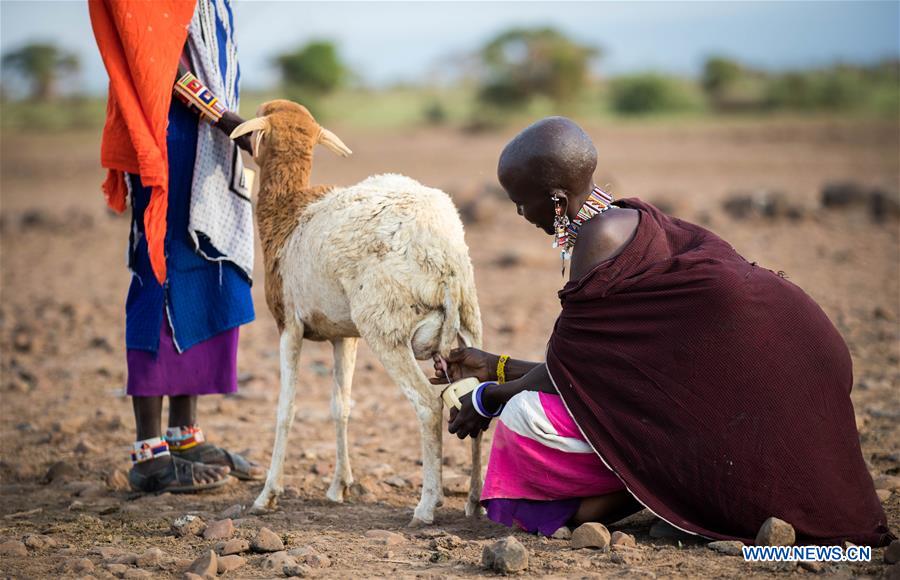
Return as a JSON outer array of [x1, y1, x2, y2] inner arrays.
[[105, 563, 129, 576], [482, 536, 528, 573], [610, 531, 636, 549], [384, 475, 408, 488], [874, 475, 900, 491], [74, 439, 101, 454], [0, 540, 27, 557], [136, 547, 164, 568], [305, 553, 331, 568], [23, 534, 56, 550], [261, 550, 295, 572], [44, 460, 78, 484], [755, 517, 795, 546], [877, 489, 892, 502], [284, 562, 311, 577], [62, 558, 94, 573], [123, 570, 154, 579], [550, 526, 571, 540], [111, 553, 138, 565], [571, 523, 611, 549], [203, 519, 234, 540], [106, 469, 130, 491], [287, 546, 318, 558], [91, 546, 125, 561], [707, 540, 745, 556], [216, 554, 246, 573], [364, 529, 405, 546], [216, 538, 250, 556], [610, 550, 641, 564], [186, 550, 217, 580], [183, 574, 204, 580], [172, 515, 206, 538], [886, 540, 900, 565], [219, 504, 242, 519], [251, 527, 284, 552], [799, 560, 826, 573]]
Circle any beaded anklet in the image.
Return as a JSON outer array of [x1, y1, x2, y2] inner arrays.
[[131, 437, 170, 464], [165, 425, 206, 452]]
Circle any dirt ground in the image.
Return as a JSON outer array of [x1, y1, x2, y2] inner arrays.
[[1, 117, 898, 579]]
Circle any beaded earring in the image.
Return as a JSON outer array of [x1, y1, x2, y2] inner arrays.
[[551, 194, 570, 276]]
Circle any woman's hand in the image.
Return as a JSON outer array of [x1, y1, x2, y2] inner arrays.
[[430, 348, 498, 385], [215, 110, 252, 154], [448, 392, 493, 439]]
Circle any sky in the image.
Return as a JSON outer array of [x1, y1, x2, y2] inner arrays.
[[1, 1, 898, 94]]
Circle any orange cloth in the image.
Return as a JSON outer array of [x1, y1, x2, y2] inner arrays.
[[88, 0, 197, 283]]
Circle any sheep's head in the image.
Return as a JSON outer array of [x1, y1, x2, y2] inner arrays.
[[229, 99, 351, 164]]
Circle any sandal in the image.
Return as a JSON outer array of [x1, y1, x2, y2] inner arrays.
[[171, 443, 264, 481], [129, 455, 233, 493]]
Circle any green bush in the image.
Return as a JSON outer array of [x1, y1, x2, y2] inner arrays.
[[609, 74, 700, 115], [276, 41, 347, 95]]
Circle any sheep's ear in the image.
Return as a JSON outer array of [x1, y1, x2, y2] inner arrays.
[[230, 117, 270, 158], [318, 128, 352, 157]]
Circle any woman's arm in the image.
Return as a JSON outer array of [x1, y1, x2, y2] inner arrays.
[[430, 348, 542, 384]]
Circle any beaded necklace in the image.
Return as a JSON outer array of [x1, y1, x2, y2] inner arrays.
[[553, 185, 615, 276]]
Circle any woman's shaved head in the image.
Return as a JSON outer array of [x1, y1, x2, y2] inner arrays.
[[497, 117, 598, 233], [498, 116, 597, 200]]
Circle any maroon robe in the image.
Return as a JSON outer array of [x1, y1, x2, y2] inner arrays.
[[547, 198, 892, 546]]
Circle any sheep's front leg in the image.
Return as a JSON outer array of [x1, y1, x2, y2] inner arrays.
[[327, 337, 359, 503], [251, 324, 303, 513], [466, 433, 484, 517]]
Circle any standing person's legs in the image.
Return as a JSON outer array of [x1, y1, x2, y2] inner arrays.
[[129, 396, 229, 489]]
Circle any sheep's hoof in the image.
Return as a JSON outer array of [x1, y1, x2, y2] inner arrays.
[[407, 516, 433, 528], [249, 490, 280, 514], [464, 499, 485, 518], [325, 483, 350, 503]]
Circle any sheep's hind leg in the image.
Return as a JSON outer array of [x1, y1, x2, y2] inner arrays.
[[364, 339, 443, 527], [251, 323, 304, 513], [326, 337, 359, 503], [466, 433, 484, 517]]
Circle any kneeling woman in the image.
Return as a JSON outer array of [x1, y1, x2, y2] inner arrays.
[[434, 117, 892, 546]]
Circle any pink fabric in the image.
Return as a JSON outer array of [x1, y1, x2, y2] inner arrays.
[[482, 392, 624, 501]]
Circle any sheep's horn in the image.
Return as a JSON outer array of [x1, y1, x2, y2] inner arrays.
[[229, 116, 270, 139], [318, 128, 352, 157]]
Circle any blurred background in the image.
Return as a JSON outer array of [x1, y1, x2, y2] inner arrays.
[[1, 3, 898, 576]]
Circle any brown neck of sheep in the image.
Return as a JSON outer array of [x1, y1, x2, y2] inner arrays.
[[255, 145, 332, 332]]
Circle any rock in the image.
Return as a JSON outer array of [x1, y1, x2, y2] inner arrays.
[[755, 517, 795, 546], [216, 539, 250, 556], [183, 573, 205, 580], [261, 550, 296, 572], [218, 504, 242, 519], [877, 489, 892, 502], [111, 553, 139, 565], [707, 540, 745, 556], [0, 540, 27, 557], [610, 550, 641, 565], [364, 529, 405, 546], [869, 189, 900, 222], [482, 536, 528, 574], [123, 570, 154, 579], [202, 519, 234, 540], [136, 547, 164, 568], [61, 558, 94, 573], [886, 540, 900, 565], [216, 554, 246, 573], [874, 475, 900, 491], [44, 460, 78, 484], [571, 523, 611, 549], [22, 534, 56, 550], [799, 560, 826, 573], [104, 563, 129, 576], [305, 553, 331, 568], [106, 469, 130, 491], [251, 527, 284, 552], [186, 550, 217, 580], [74, 439, 101, 454], [287, 546, 318, 558], [384, 475, 408, 488], [821, 182, 870, 208], [284, 562, 311, 577], [610, 531, 636, 549], [172, 515, 206, 538], [551, 527, 572, 540]]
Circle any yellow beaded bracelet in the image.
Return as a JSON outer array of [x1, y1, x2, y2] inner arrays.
[[496, 354, 510, 384]]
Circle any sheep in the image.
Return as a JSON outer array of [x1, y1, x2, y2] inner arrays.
[[230, 100, 484, 526]]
